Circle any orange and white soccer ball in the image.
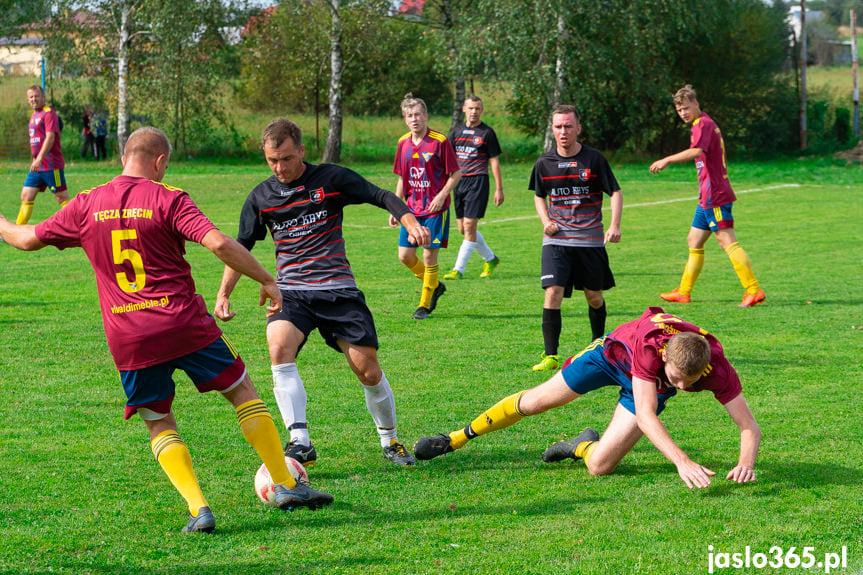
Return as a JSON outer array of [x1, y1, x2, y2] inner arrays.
[[254, 456, 310, 507]]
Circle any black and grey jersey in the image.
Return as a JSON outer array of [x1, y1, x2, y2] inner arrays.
[[529, 145, 619, 248], [237, 162, 410, 290]]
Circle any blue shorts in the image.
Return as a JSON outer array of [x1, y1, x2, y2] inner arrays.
[[119, 334, 246, 420], [560, 337, 676, 415], [399, 211, 450, 249], [24, 169, 67, 193], [691, 203, 734, 231]]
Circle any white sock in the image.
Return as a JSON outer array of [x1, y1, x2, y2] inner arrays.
[[363, 373, 397, 447], [271, 362, 310, 445], [475, 230, 495, 261], [454, 240, 476, 273]]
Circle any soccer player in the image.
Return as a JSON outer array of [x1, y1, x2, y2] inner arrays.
[[649, 84, 766, 308], [413, 306, 761, 490], [443, 95, 504, 280], [17, 85, 70, 225], [0, 127, 333, 533], [215, 118, 430, 468], [530, 105, 622, 372], [391, 93, 462, 320]]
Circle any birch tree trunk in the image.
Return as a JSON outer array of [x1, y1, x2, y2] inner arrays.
[[322, 0, 343, 164], [116, 0, 132, 155], [544, 5, 567, 152]]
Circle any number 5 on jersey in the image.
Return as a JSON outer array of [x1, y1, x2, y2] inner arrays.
[[112, 229, 146, 293]]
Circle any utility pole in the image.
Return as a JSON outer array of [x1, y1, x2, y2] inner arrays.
[[800, 0, 807, 150], [852, 9, 859, 139]]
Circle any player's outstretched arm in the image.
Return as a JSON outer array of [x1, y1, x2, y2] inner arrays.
[[649, 147, 703, 174], [632, 377, 715, 489], [722, 394, 761, 483], [201, 229, 281, 319], [0, 214, 46, 251]]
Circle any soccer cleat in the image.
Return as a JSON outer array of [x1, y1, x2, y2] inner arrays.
[[541, 428, 600, 463], [382, 439, 416, 466], [738, 289, 766, 308], [413, 434, 455, 460], [182, 506, 215, 534], [531, 353, 561, 372], [429, 281, 446, 311], [412, 306, 430, 320], [442, 269, 463, 280], [480, 256, 501, 278], [660, 287, 691, 303], [273, 483, 334, 511], [285, 440, 317, 467]]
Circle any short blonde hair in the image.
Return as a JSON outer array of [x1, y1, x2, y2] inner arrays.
[[665, 332, 711, 376], [124, 126, 172, 159], [400, 92, 427, 115], [673, 84, 698, 106]]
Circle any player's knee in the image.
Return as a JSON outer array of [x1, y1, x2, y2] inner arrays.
[[586, 458, 616, 476]]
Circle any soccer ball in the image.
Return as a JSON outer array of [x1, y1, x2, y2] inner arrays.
[[254, 456, 310, 507]]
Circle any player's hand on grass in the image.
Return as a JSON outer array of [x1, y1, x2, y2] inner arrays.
[[726, 465, 756, 483], [676, 459, 716, 489], [214, 295, 235, 321], [260, 281, 282, 318]]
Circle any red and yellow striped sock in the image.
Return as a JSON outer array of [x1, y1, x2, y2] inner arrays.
[[151, 430, 208, 515], [236, 399, 296, 488]]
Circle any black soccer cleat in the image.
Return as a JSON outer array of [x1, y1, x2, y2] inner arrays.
[[412, 306, 431, 320], [413, 434, 455, 460], [273, 483, 334, 512], [285, 440, 317, 467], [182, 506, 215, 534], [429, 281, 447, 312], [383, 440, 416, 466], [541, 428, 600, 463]]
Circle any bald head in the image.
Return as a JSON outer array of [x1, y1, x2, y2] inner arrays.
[[122, 127, 172, 181]]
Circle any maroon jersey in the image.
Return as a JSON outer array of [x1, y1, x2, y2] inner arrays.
[[29, 106, 65, 171], [35, 176, 222, 370], [603, 306, 742, 404], [393, 128, 459, 217], [449, 122, 501, 176], [691, 113, 736, 208]]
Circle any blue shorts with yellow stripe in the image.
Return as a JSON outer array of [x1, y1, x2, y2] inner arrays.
[[692, 202, 734, 231], [399, 210, 450, 249], [23, 169, 67, 193], [560, 337, 677, 416], [119, 334, 246, 420]]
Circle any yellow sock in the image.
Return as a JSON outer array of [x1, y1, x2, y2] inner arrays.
[[408, 259, 425, 281], [725, 242, 760, 293], [448, 391, 527, 449], [151, 430, 208, 515], [576, 440, 598, 465], [236, 399, 296, 488], [419, 264, 439, 308], [60, 199, 71, 207], [16, 202, 34, 225], [679, 248, 704, 295]]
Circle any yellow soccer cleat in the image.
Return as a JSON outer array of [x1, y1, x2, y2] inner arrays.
[[531, 353, 561, 372]]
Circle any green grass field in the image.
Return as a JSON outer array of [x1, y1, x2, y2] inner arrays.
[[1, 156, 861, 574]]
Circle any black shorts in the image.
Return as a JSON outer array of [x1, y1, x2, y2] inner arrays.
[[452, 175, 490, 220], [541, 244, 615, 298], [268, 288, 379, 353]]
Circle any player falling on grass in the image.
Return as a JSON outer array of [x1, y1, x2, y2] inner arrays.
[[0, 127, 333, 534], [443, 95, 504, 280], [390, 93, 462, 320], [215, 118, 430, 468], [414, 306, 761, 489], [16, 85, 71, 225], [649, 84, 765, 308], [530, 105, 622, 372]]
